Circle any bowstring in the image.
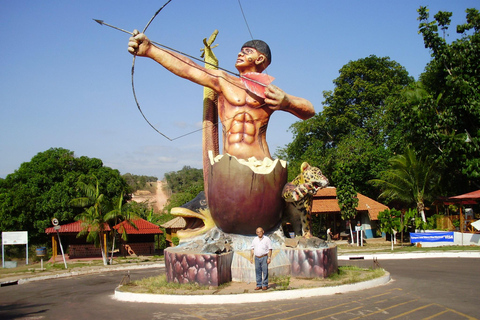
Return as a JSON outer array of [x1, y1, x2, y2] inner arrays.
[[132, 0, 174, 140], [237, 0, 271, 81], [237, 0, 255, 39], [132, 0, 268, 141]]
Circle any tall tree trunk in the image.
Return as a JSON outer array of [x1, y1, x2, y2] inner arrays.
[[110, 231, 115, 265], [418, 201, 426, 223]]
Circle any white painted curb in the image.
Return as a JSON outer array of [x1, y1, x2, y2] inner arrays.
[[113, 273, 391, 304], [338, 251, 480, 260]]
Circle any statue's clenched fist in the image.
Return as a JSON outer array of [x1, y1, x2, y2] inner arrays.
[[128, 30, 151, 56], [264, 84, 289, 110]]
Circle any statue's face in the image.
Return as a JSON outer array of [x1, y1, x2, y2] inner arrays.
[[236, 47, 266, 72]]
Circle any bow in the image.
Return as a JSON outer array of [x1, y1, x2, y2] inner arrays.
[[95, 1, 273, 140], [131, 0, 174, 140]]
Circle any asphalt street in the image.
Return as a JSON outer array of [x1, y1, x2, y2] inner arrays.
[[0, 258, 478, 320]]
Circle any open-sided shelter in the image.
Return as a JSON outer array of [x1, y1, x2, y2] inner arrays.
[[436, 190, 480, 233], [160, 217, 186, 247]]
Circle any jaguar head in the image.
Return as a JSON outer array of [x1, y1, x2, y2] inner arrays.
[[301, 162, 329, 190]]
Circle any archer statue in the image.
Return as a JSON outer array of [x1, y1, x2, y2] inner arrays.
[[128, 31, 314, 160], [128, 30, 316, 235]]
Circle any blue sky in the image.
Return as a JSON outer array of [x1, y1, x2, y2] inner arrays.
[[1, 0, 477, 179]]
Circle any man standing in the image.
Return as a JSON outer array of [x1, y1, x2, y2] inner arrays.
[[128, 32, 315, 161], [250, 227, 272, 290]]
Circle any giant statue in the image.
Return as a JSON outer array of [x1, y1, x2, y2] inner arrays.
[[126, 29, 337, 287], [128, 30, 323, 236]]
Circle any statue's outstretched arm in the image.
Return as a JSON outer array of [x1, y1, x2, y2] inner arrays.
[[128, 30, 224, 92]]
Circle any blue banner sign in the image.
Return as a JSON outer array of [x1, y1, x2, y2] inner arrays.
[[410, 232, 454, 243]]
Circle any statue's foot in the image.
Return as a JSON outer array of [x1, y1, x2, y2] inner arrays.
[[170, 191, 215, 240]]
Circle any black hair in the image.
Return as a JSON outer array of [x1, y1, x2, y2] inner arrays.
[[241, 40, 271, 64]]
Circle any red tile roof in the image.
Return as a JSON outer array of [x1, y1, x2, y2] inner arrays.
[[448, 190, 480, 201], [356, 193, 389, 220], [311, 187, 388, 220], [113, 218, 163, 235], [312, 198, 341, 213], [314, 187, 338, 198], [45, 221, 111, 234], [434, 190, 480, 205]]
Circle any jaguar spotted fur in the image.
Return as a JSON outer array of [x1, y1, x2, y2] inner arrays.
[[282, 162, 329, 238]]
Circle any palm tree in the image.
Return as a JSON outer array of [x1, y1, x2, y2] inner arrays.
[[70, 176, 109, 265], [370, 148, 440, 223], [104, 192, 138, 264]]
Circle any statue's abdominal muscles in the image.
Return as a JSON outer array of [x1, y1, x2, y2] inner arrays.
[[228, 112, 256, 145]]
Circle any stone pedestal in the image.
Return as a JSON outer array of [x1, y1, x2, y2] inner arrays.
[[230, 246, 337, 282], [288, 246, 338, 278], [164, 248, 234, 286], [231, 249, 292, 282], [164, 245, 337, 286]]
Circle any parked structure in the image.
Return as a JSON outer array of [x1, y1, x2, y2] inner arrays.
[[311, 187, 389, 239], [45, 221, 110, 259], [113, 218, 163, 256]]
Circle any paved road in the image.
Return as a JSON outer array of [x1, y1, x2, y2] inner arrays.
[[0, 258, 478, 320]]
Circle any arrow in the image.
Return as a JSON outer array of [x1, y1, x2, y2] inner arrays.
[[93, 19, 272, 94], [94, 19, 170, 49], [93, 19, 134, 36]]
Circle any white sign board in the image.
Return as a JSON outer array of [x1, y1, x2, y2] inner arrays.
[[2, 231, 28, 245], [2, 231, 29, 267], [471, 219, 480, 231]]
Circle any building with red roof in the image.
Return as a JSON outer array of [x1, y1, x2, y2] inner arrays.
[[45, 221, 111, 259], [45, 218, 164, 259], [311, 187, 389, 239], [113, 218, 163, 256]]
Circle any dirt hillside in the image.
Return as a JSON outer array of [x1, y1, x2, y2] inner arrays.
[[131, 181, 169, 212]]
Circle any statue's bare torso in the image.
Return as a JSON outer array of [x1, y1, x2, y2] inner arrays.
[[128, 31, 315, 160]]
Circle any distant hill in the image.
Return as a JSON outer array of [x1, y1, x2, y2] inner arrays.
[[131, 180, 170, 212], [122, 173, 158, 192]]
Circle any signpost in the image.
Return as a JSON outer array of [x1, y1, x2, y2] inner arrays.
[[52, 218, 68, 269], [355, 225, 363, 247], [2, 231, 28, 268]]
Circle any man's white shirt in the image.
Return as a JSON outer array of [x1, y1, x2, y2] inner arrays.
[[251, 236, 272, 257]]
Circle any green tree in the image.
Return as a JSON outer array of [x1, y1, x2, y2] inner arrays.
[[0, 148, 129, 244], [332, 164, 358, 221], [163, 183, 204, 214], [377, 209, 402, 249], [164, 166, 203, 194], [378, 208, 416, 249], [122, 173, 158, 192], [105, 191, 138, 264], [392, 7, 480, 194], [162, 166, 204, 214], [278, 56, 411, 198], [370, 148, 441, 222], [70, 177, 110, 265], [322, 55, 413, 144]]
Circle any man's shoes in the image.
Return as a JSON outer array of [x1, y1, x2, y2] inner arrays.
[[262, 286, 268, 291], [255, 286, 261, 290]]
